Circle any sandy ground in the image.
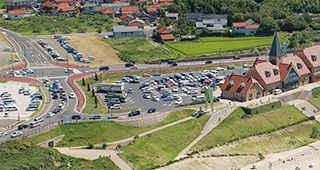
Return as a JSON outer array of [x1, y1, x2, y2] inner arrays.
[[0, 81, 40, 124], [158, 156, 257, 170], [0, 33, 20, 69], [69, 35, 123, 66]]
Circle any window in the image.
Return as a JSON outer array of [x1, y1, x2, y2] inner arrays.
[[239, 82, 245, 88], [312, 55, 317, 61], [269, 89, 273, 94], [273, 69, 279, 75], [265, 71, 271, 77], [256, 91, 261, 98], [228, 80, 234, 86], [249, 94, 253, 100], [297, 63, 302, 69]]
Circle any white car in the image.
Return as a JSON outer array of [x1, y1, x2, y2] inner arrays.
[[274, 89, 282, 95], [0, 132, 8, 137], [175, 99, 183, 105], [34, 117, 44, 123], [172, 87, 178, 92], [47, 112, 55, 118], [69, 93, 75, 99], [109, 104, 121, 110], [11, 131, 22, 138], [215, 67, 225, 71]]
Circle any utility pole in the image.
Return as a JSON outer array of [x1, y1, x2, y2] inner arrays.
[[100, 59, 103, 82], [219, 48, 222, 66], [157, 54, 161, 74], [67, 55, 69, 78]]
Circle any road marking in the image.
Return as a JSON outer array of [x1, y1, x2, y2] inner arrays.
[[36, 76, 68, 80]]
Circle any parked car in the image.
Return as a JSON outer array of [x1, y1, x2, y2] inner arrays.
[[71, 114, 81, 120], [153, 73, 161, 76], [18, 124, 28, 130], [128, 110, 140, 117], [11, 131, 22, 138], [0, 132, 8, 137], [125, 62, 134, 67], [99, 66, 109, 71], [205, 60, 212, 64], [227, 65, 235, 70], [274, 89, 282, 95], [89, 115, 101, 120], [109, 104, 121, 110], [147, 108, 156, 113], [215, 67, 225, 71]]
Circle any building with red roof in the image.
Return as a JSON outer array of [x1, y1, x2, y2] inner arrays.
[[120, 14, 134, 22], [7, 9, 25, 19], [232, 19, 262, 35], [55, 0, 73, 3], [146, 6, 158, 16], [121, 5, 139, 16], [57, 3, 75, 16], [297, 45, 320, 82], [101, 9, 115, 18], [160, 34, 175, 41]]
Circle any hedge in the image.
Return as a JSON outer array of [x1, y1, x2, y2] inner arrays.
[[312, 87, 320, 98], [241, 101, 282, 115]]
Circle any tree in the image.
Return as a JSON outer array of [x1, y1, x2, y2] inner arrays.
[[87, 83, 90, 92], [94, 73, 98, 81], [310, 127, 320, 139], [82, 78, 85, 86], [260, 17, 279, 34], [92, 89, 95, 97], [94, 95, 98, 108]]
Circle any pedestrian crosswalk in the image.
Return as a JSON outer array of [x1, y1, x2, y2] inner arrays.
[[36, 76, 68, 80], [29, 65, 59, 69]]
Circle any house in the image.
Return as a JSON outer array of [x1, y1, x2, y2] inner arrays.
[[297, 45, 320, 82], [180, 35, 197, 41], [196, 19, 226, 32], [7, 9, 24, 19], [279, 63, 300, 91], [101, 9, 115, 18], [146, 6, 157, 16], [160, 34, 175, 42], [282, 56, 310, 86], [187, 13, 228, 24], [84, 3, 96, 12], [221, 74, 263, 101], [42, 1, 57, 11], [57, 3, 75, 16], [100, 2, 129, 16], [232, 19, 262, 35], [113, 25, 145, 38], [166, 12, 178, 21], [137, 11, 153, 22], [5, 0, 30, 10], [55, 0, 74, 3], [120, 14, 134, 22], [157, 27, 171, 34], [129, 19, 145, 28], [159, 0, 174, 6], [121, 5, 139, 16]]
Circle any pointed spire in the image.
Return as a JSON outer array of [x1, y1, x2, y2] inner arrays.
[[269, 33, 283, 57], [253, 57, 259, 65]]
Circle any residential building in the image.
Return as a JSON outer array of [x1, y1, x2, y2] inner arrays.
[[121, 5, 139, 16], [157, 27, 171, 35], [7, 9, 24, 19], [166, 12, 178, 21], [120, 14, 134, 22], [187, 13, 228, 23], [129, 19, 145, 28], [57, 2, 75, 16], [100, 9, 115, 18], [221, 74, 263, 101], [297, 45, 320, 82], [180, 35, 197, 41], [5, 0, 30, 10], [146, 6, 157, 16], [113, 25, 145, 38], [84, 3, 96, 12], [160, 34, 175, 42], [232, 19, 262, 35], [282, 55, 310, 86], [196, 19, 226, 33]]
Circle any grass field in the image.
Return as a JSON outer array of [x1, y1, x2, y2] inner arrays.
[[191, 106, 308, 152], [69, 35, 123, 66], [121, 115, 210, 170], [310, 97, 320, 108], [105, 37, 184, 62], [0, 0, 4, 9], [0, 15, 116, 36], [0, 140, 119, 170], [207, 120, 320, 155], [27, 109, 196, 146], [167, 36, 287, 56]]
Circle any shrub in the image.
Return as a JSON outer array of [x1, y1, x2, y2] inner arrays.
[[87, 143, 94, 149], [310, 127, 320, 139], [241, 101, 282, 115]]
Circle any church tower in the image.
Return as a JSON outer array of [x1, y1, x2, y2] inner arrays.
[[269, 33, 283, 65]]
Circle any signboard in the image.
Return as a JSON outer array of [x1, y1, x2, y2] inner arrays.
[[52, 83, 58, 90], [211, 78, 217, 90]]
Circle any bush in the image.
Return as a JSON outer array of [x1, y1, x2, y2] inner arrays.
[[312, 87, 320, 98], [241, 101, 282, 115], [310, 127, 320, 139], [87, 143, 94, 149]]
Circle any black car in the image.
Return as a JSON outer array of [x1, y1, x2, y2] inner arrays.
[[18, 124, 28, 130], [205, 60, 212, 64], [71, 115, 81, 120], [128, 110, 140, 117], [52, 107, 62, 114], [234, 55, 240, 60], [170, 62, 178, 67], [227, 65, 235, 70], [89, 115, 101, 120], [99, 66, 109, 71], [167, 60, 175, 64], [125, 62, 134, 67], [147, 108, 156, 113]]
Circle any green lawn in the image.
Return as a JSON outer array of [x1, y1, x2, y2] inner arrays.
[[191, 106, 308, 152], [310, 97, 320, 108], [121, 115, 210, 170], [105, 37, 184, 62], [27, 109, 196, 146], [0, 0, 4, 9], [0, 140, 119, 170], [0, 15, 116, 36], [208, 120, 320, 155], [167, 36, 287, 56]]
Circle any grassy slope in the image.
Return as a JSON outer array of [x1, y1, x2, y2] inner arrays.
[[209, 120, 320, 155], [121, 115, 210, 170], [191, 106, 307, 152], [27, 109, 196, 146], [310, 97, 320, 108], [105, 37, 184, 62], [167, 36, 287, 56], [0, 140, 119, 170]]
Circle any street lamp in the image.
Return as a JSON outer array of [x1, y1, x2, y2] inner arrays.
[[219, 48, 222, 66], [100, 59, 103, 82]]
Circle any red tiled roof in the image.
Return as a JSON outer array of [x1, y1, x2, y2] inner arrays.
[[101, 9, 115, 14], [232, 22, 246, 27], [160, 33, 175, 40], [43, 1, 55, 6], [121, 6, 139, 13], [160, 0, 174, 2], [221, 75, 255, 94], [282, 55, 310, 76], [279, 63, 293, 81], [138, 0, 148, 2], [146, 6, 157, 13], [50, 9, 56, 12], [160, 2, 173, 6], [246, 24, 260, 29], [8, 9, 24, 15], [120, 14, 134, 20], [157, 27, 166, 33], [57, 3, 74, 11], [128, 23, 139, 26], [298, 45, 320, 68], [55, 0, 73, 3]]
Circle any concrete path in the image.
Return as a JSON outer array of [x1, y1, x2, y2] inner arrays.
[[175, 106, 236, 160], [242, 140, 320, 170], [288, 99, 319, 119], [55, 147, 133, 170]]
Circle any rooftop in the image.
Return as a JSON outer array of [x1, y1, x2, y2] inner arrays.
[[8, 9, 24, 15], [113, 25, 143, 33], [221, 75, 261, 94]]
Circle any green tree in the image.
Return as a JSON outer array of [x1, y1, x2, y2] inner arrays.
[[82, 78, 85, 86], [87, 83, 90, 92], [260, 17, 279, 34], [94, 95, 98, 108], [92, 89, 95, 97], [94, 73, 98, 81], [310, 127, 320, 139]]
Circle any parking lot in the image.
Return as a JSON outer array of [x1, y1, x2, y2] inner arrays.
[[98, 66, 249, 115], [0, 81, 41, 122]]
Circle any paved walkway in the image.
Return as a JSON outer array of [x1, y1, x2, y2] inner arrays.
[[288, 99, 319, 119], [55, 147, 133, 170]]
